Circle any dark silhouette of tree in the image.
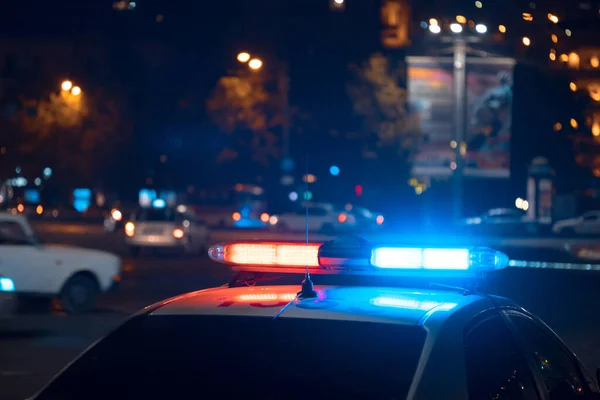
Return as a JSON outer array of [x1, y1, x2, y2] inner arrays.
[[206, 74, 281, 167]]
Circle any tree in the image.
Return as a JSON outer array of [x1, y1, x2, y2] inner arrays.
[[347, 52, 420, 161], [206, 74, 281, 167], [17, 87, 131, 184]]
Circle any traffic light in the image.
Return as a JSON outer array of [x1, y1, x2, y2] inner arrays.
[[354, 185, 363, 197]]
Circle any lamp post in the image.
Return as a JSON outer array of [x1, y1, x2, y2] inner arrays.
[[425, 20, 490, 222], [236, 52, 291, 176]]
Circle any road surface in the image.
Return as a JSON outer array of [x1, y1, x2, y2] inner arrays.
[[2, 223, 600, 399]]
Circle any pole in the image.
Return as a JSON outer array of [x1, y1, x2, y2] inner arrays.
[[453, 38, 467, 222]]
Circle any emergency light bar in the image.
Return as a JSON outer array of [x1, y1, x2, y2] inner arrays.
[[207, 239, 509, 275], [208, 242, 322, 272]]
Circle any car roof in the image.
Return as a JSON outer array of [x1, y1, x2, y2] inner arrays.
[[150, 285, 500, 326], [0, 212, 26, 222]]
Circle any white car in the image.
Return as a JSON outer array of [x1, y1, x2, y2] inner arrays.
[[0, 212, 121, 313], [270, 203, 357, 233], [553, 211, 600, 236], [0, 275, 16, 317], [124, 206, 210, 256]]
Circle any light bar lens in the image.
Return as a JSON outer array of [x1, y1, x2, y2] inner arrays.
[[237, 293, 298, 302], [209, 242, 321, 267], [371, 247, 506, 271]]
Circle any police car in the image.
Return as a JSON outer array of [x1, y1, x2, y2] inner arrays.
[[33, 239, 600, 400]]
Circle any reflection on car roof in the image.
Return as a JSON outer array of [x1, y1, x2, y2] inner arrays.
[[150, 285, 489, 326]]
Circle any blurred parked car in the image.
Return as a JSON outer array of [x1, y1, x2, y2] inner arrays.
[[458, 208, 539, 236], [269, 202, 357, 233], [103, 203, 137, 233], [0, 212, 121, 313], [124, 205, 210, 256], [349, 206, 384, 231], [5, 203, 45, 220], [552, 211, 600, 236]]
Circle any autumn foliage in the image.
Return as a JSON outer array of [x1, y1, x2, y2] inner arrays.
[[17, 88, 130, 183], [206, 75, 282, 166], [347, 52, 420, 160]]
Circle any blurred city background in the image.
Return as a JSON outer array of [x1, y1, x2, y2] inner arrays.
[[2, 0, 599, 225], [4, 0, 600, 399]]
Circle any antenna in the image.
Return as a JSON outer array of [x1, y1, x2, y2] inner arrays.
[[273, 155, 317, 320], [298, 154, 317, 299]]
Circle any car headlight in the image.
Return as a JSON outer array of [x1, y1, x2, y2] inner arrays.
[[111, 209, 123, 221], [0, 277, 15, 292]]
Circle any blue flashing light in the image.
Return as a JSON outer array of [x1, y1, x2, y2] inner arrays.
[[0, 277, 15, 292], [289, 191, 298, 201], [371, 247, 508, 272], [329, 165, 340, 176], [152, 198, 166, 209]]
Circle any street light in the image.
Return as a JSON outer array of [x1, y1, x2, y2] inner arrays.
[[237, 52, 251, 63], [248, 58, 263, 70], [61, 80, 82, 96], [475, 24, 487, 33], [61, 80, 73, 91], [450, 23, 463, 33]]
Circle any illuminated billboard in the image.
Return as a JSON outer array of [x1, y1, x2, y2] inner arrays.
[[407, 56, 515, 178]]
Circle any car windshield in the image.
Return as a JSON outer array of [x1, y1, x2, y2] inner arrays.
[[37, 315, 426, 400], [134, 208, 177, 222]]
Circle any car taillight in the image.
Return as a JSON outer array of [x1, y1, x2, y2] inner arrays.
[[125, 222, 135, 236], [173, 228, 184, 239]]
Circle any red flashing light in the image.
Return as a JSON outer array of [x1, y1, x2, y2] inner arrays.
[[209, 242, 321, 268]]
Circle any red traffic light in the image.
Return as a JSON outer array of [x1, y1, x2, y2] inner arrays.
[[354, 184, 363, 197]]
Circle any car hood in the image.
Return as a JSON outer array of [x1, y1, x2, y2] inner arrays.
[[42, 244, 119, 263]]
